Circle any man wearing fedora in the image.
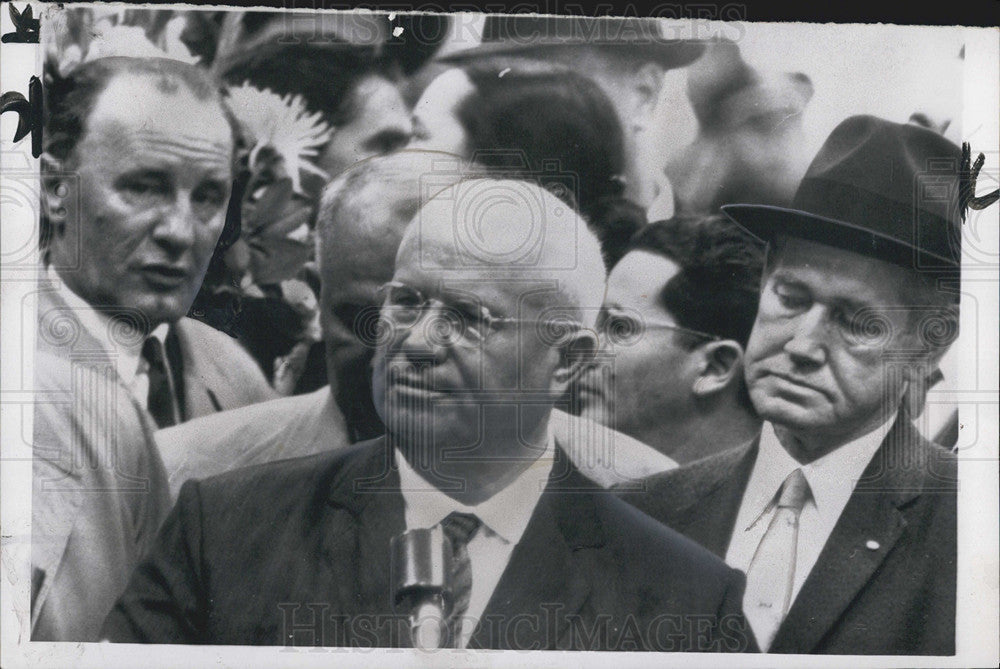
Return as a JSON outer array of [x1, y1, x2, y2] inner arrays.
[[439, 15, 705, 209], [620, 115, 960, 654]]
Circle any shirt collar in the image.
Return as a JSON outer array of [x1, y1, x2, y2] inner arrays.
[[745, 413, 897, 528], [396, 427, 556, 545], [47, 266, 169, 387]]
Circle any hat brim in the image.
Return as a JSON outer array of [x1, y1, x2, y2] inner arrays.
[[438, 39, 706, 70], [721, 204, 960, 271]]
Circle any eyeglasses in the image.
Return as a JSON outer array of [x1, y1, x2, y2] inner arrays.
[[597, 306, 720, 347], [376, 281, 544, 348]]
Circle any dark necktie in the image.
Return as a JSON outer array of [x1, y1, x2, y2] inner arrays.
[[440, 511, 481, 648], [142, 336, 179, 428]]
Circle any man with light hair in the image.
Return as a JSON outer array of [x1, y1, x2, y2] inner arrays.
[[33, 55, 273, 642], [105, 177, 754, 651]]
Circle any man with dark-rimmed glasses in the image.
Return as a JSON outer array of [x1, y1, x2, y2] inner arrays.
[[577, 215, 765, 465]]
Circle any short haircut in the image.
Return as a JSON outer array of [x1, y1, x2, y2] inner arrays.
[[400, 177, 607, 328], [44, 56, 225, 164], [626, 215, 765, 347], [453, 62, 637, 271], [456, 62, 626, 212], [41, 57, 234, 257], [315, 150, 468, 282], [221, 44, 398, 126]]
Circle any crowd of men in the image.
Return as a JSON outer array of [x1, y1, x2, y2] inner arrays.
[[31, 10, 961, 656]]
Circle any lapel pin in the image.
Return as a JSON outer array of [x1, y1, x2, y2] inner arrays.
[[865, 540, 880, 551]]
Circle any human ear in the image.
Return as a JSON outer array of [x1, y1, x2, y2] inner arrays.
[[692, 340, 744, 398], [629, 62, 665, 133], [552, 328, 600, 389], [41, 153, 70, 230], [901, 365, 944, 418]]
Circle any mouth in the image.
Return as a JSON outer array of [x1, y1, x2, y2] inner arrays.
[[763, 371, 830, 399], [385, 371, 446, 395], [138, 264, 190, 289]]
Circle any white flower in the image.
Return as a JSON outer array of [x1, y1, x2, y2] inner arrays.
[[224, 83, 333, 195]]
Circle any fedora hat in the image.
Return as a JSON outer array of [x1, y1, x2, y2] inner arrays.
[[722, 115, 962, 270], [439, 14, 705, 70], [213, 11, 448, 77]]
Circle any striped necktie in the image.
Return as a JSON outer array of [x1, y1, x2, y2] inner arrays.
[[440, 511, 481, 648]]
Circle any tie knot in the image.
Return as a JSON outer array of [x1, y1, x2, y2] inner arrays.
[[441, 512, 481, 550], [778, 468, 810, 511]]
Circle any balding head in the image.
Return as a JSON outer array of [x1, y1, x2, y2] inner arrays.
[[313, 151, 468, 435], [315, 150, 467, 344], [375, 178, 607, 501], [397, 178, 607, 328]]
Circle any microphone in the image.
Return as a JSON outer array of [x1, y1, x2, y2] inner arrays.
[[391, 526, 454, 649]]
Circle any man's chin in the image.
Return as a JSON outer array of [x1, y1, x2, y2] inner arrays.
[[105, 295, 189, 332], [752, 395, 836, 433]]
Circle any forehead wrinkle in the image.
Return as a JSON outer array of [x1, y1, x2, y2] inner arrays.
[[129, 133, 232, 170], [90, 121, 232, 174]]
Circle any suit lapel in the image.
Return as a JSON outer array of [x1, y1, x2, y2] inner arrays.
[[323, 438, 407, 647], [771, 418, 928, 653], [664, 441, 758, 557], [469, 448, 597, 650], [171, 319, 223, 418]]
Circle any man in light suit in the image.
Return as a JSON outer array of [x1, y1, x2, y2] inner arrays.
[[32, 56, 272, 641], [103, 178, 755, 651], [620, 116, 961, 654]]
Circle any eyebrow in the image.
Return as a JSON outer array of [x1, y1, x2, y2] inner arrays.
[[361, 128, 410, 154], [772, 272, 875, 312]]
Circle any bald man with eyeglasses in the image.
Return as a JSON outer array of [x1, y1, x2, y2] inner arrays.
[[103, 178, 755, 651]]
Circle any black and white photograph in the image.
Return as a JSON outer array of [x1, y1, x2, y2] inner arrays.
[[0, 2, 997, 666]]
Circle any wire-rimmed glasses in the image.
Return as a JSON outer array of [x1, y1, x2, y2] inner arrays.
[[597, 305, 721, 347], [376, 281, 545, 348]]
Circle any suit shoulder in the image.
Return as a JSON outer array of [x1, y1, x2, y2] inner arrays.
[[189, 438, 375, 509], [615, 447, 745, 525], [175, 317, 271, 384], [159, 389, 328, 452], [596, 492, 737, 580]]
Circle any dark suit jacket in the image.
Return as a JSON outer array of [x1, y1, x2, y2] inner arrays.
[[103, 437, 756, 651], [618, 416, 957, 655]]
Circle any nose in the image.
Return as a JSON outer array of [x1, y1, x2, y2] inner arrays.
[[151, 196, 196, 253], [783, 304, 828, 369]]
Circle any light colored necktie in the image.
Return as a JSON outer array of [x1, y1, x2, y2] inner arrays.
[[743, 467, 811, 651]]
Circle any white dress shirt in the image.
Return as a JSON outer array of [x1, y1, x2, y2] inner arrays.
[[395, 430, 556, 648], [726, 414, 897, 604], [48, 267, 169, 410]]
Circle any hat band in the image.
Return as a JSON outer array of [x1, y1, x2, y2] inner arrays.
[[792, 177, 960, 266]]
